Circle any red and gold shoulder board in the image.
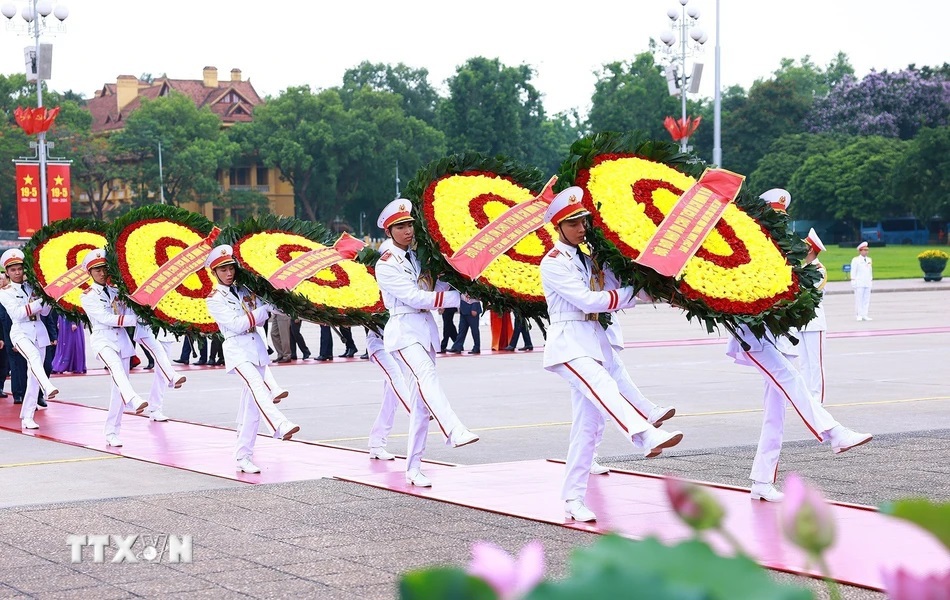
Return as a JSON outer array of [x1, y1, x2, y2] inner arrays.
[[379, 250, 393, 261], [82, 287, 93, 295], [547, 249, 561, 258]]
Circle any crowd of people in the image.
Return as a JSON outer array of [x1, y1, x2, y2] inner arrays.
[[0, 188, 874, 519]]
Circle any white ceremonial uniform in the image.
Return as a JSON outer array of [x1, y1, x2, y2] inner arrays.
[[80, 282, 146, 437], [541, 240, 652, 502], [375, 246, 469, 473], [205, 283, 295, 461], [132, 322, 183, 414], [0, 280, 57, 423], [850, 253, 873, 319], [366, 329, 413, 452], [798, 260, 828, 403], [726, 326, 840, 483]]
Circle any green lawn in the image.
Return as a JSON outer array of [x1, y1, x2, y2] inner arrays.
[[817, 244, 949, 281]]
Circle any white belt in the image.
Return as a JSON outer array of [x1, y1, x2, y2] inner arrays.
[[549, 311, 598, 323], [390, 306, 427, 315]]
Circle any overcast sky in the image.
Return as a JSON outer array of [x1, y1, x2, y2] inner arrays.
[[1, 0, 946, 117]]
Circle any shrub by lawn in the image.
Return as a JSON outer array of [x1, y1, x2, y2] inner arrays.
[[818, 245, 950, 281]]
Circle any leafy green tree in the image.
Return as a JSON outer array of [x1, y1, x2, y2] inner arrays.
[[341, 61, 440, 126], [588, 50, 681, 141], [890, 126, 950, 222], [748, 132, 848, 215], [110, 91, 236, 207], [791, 135, 905, 223]]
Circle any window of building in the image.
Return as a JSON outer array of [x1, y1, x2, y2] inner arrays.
[[229, 167, 250, 186], [256, 167, 268, 186]]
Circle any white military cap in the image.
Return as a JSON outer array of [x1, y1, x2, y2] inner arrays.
[[377, 198, 415, 229], [205, 244, 237, 270], [759, 188, 791, 213], [804, 228, 825, 255], [544, 186, 590, 226], [857, 241, 869, 250], [1, 248, 25, 269], [80, 248, 107, 271]]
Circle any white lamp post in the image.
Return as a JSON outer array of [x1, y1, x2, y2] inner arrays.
[[2, 0, 69, 226], [660, 0, 706, 153]]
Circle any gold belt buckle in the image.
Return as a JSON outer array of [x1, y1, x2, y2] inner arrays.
[[585, 313, 599, 322], [29, 315, 37, 322]]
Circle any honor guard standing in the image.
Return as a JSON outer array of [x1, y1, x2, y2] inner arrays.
[[79, 249, 149, 446], [850, 241, 873, 321], [540, 187, 684, 522], [797, 229, 829, 403], [725, 194, 873, 503], [374, 198, 479, 487], [204, 245, 298, 474], [0, 249, 59, 430]]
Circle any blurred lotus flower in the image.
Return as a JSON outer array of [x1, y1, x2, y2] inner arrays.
[[664, 476, 725, 531], [782, 473, 835, 556], [467, 541, 545, 599], [881, 567, 950, 600]]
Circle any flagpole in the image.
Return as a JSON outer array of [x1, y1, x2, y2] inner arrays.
[[31, 0, 50, 226]]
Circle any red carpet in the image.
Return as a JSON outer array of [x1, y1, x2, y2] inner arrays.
[[3, 401, 947, 591]]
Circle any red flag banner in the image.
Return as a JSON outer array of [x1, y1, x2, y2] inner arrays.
[[267, 234, 365, 292], [43, 263, 90, 301], [445, 176, 558, 281], [46, 162, 72, 223], [129, 227, 221, 308], [16, 162, 41, 238], [636, 168, 745, 278]]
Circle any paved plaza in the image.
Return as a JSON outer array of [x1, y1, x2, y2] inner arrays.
[[0, 280, 947, 598]]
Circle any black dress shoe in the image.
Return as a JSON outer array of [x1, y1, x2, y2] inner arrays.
[[194, 360, 208, 366], [145, 361, 155, 370], [173, 359, 189, 365], [469, 350, 480, 355], [290, 355, 298, 360], [302, 352, 311, 360], [359, 352, 369, 360], [0, 391, 7, 398], [447, 349, 462, 354], [276, 358, 291, 363], [520, 346, 534, 351], [37, 396, 48, 408], [503, 346, 515, 352], [437, 349, 446, 354], [13, 397, 23, 404], [316, 356, 333, 362]]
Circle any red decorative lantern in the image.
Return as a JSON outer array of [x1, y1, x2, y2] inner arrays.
[[663, 115, 702, 142]]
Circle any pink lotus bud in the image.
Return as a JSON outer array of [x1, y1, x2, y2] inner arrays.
[[781, 473, 835, 556], [881, 567, 950, 600], [467, 541, 545, 600], [664, 476, 725, 531]]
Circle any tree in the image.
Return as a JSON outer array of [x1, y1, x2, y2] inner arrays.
[[110, 92, 236, 207], [57, 130, 129, 221], [805, 68, 950, 140], [890, 126, 950, 222], [438, 57, 549, 167], [588, 50, 680, 141], [341, 61, 440, 126]]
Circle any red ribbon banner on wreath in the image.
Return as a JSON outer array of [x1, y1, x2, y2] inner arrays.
[[267, 233, 367, 292], [129, 227, 222, 308], [636, 168, 745, 278], [445, 176, 558, 281]]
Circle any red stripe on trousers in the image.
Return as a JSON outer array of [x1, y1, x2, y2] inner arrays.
[[397, 349, 448, 438], [744, 351, 822, 441], [236, 367, 275, 432], [565, 362, 629, 434], [372, 354, 411, 413]]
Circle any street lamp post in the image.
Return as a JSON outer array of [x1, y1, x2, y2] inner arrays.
[[2, 0, 69, 226], [659, 0, 706, 154]]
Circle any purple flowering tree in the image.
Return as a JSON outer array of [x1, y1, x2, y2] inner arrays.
[[805, 69, 950, 140]]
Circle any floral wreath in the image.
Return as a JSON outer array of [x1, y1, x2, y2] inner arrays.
[[107, 205, 220, 335], [225, 215, 386, 331], [406, 152, 552, 324], [559, 132, 822, 339], [23, 217, 109, 325]]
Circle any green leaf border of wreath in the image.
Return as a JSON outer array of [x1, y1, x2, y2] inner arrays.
[[404, 151, 551, 330], [23, 217, 110, 327], [221, 214, 387, 332], [105, 204, 218, 337], [557, 131, 822, 341]]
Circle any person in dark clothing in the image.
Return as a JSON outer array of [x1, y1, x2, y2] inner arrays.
[[449, 296, 482, 354], [338, 326, 358, 358], [438, 307, 458, 354], [174, 334, 207, 366], [289, 318, 310, 360], [504, 314, 534, 351], [0, 301, 26, 403]]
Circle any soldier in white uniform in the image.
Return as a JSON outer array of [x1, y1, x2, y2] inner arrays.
[[726, 194, 873, 503], [850, 241, 873, 321], [539, 187, 684, 522], [798, 229, 828, 403], [374, 198, 479, 488], [0, 249, 59, 430], [204, 245, 297, 474], [132, 321, 186, 423], [78, 249, 149, 446]]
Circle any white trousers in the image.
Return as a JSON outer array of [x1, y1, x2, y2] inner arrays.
[[798, 331, 826, 404], [233, 362, 291, 461], [367, 349, 412, 450], [854, 286, 871, 318], [13, 338, 55, 421], [139, 338, 180, 413], [743, 346, 840, 483], [550, 356, 651, 502], [99, 347, 139, 437], [590, 347, 661, 462], [394, 343, 464, 473]]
